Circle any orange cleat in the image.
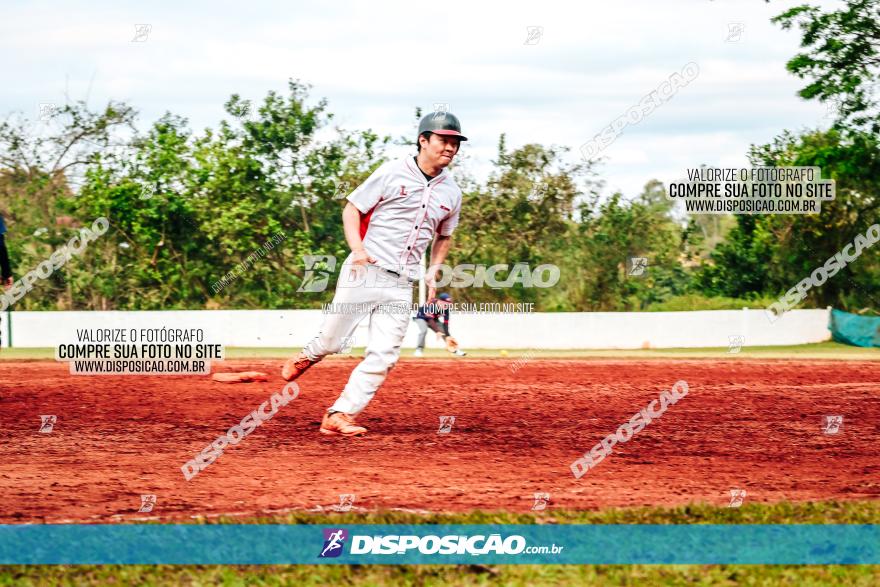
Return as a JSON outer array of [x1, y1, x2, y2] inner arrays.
[[281, 352, 318, 382], [319, 412, 367, 436]]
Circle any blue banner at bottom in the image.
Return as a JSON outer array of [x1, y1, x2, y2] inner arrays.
[[0, 524, 877, 565]]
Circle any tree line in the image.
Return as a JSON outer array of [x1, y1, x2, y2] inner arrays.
[[0, 1, 876, 313]]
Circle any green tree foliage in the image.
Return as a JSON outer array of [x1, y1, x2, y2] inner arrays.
[[559, 182, 690, 311], [697, 129, 880, 310], [0, 95, 694, 312], [0, 101, 136, 309], [694, 1, 880, 311], [0, 81, 392, 310], [447, 137, 588, 308], [1, 62, 877, 314], [772, 0, 880, 133], [444, 140, 693, 311]]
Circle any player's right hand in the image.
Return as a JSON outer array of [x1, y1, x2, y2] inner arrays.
[[351, 248, 377, 267], [350, 248, 376, 280]]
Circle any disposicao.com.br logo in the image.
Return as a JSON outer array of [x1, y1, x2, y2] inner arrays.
[[318, 529, 563, 557]]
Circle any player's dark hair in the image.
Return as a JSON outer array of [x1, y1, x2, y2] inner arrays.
[[416, 131, 432, 153]]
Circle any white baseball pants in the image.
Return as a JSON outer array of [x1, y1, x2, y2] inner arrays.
[[301, 254, 413, 416]]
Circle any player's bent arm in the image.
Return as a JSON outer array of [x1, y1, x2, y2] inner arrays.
[[426, 234, 452, 281], [342, 202, 376, 266], [430, 234, 453, 265]]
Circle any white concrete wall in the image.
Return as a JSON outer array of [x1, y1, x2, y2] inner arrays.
[[1, 308, 831, 349]]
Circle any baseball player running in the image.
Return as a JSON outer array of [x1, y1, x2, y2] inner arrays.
[[282, 111, 467, 437], [413, 292, 466, 357]]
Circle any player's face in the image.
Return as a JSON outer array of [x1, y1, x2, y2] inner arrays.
[[421, 134, 460, 168]]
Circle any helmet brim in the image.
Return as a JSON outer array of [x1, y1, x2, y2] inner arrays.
[[429, 129, 468, 141]]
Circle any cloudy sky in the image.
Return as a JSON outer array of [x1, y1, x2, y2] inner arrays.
[[2, 0, 840, 198]]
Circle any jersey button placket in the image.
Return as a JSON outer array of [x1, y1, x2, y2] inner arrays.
[[401, 186, 433, 267]]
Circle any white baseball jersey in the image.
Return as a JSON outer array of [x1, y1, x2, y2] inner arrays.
[[347, 157, 462, 280]]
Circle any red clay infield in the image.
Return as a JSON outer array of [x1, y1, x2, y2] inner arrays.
[[1, 358, 878, 523]]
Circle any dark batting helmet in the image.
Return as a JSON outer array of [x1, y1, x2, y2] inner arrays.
[[417, 111, 468, 141]]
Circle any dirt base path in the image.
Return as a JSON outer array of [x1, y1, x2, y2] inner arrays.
[[1, 358, 877, 522]]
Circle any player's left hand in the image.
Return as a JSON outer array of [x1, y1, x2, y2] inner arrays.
[[445, 336, 459, 353], [2, 277, 11, 289]]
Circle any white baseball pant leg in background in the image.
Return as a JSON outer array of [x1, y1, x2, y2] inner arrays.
[[414, 317, 428, 349], [301, 254, 413, 416]]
